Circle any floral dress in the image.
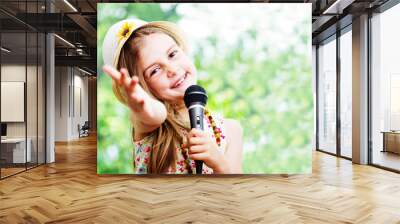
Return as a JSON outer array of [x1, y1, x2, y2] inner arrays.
[[133, 112, 227, 174]]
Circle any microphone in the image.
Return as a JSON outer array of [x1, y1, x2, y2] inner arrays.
[[184, 85, 208, 174]]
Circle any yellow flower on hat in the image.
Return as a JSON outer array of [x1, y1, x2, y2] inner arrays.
[[117, 21, 135, 44]]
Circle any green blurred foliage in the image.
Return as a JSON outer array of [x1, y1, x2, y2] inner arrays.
[[97, 3, 312, 174]]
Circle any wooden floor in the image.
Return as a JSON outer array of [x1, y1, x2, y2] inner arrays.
[[373, 150, 400, 171], [1, 163, 44, 178], [0, 167, 26, 178], [1, 135, 400, 223]]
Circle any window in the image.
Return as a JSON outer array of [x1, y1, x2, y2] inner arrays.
[[371, 3, 400, 171], [317, 36, 337, 154], [339, 28, 352, 158]]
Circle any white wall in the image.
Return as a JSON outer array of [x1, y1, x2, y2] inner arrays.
[[55, 66, 69, 141], [54, 67, 89, 141], [72, 73, 89, 138]]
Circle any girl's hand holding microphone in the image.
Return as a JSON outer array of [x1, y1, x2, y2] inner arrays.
[[184, 129, 232, 174]]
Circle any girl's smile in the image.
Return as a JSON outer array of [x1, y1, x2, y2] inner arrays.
[[171, 72, 188, 89]]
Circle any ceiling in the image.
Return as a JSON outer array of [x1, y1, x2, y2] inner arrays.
[[0, 0, 97, 74], [309, 0, 390, 44], [0, 0, 393, 74]]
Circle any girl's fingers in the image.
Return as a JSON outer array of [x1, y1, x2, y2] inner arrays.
[[126, 76, 138, 94], [138, 99, 145, 106], [188, 136, 205, 146], [189, 152, 207, 161], [132, 75, 139, 84], [103, 66, 132, 90], [188, 128, 206, 138], [183, 135, 205, 149], [103, 65, 147, 111], [119, 68, 129, 86], [188, 145, 206, 154], [102, 65, 121, 81]]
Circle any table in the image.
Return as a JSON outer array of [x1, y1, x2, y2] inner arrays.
[[381, 131, 400, 154]]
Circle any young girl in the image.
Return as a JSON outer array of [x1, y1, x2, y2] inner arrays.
[[102, 19, 243, 174]]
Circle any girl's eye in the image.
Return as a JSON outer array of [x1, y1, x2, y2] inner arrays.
[[150, 66, 160, 77], [169, 50, 178, 58]]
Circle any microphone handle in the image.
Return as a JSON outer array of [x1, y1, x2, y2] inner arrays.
[[188, 106, 204, 174], [196, 161, 203, 175]]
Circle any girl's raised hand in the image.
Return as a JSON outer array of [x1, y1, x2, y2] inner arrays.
[[102, 65, 167, 134], [102, 65, 149, 112]]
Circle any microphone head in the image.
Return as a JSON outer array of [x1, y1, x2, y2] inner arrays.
[[184, 85, 208, 108]]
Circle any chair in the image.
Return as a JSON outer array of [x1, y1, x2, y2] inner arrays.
[[78, 121, 90, 138]]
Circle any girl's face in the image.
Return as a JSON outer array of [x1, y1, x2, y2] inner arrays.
[[137, 32, 197, 104]]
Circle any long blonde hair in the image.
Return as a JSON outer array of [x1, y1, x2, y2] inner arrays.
[[114, 22, 191, 173]]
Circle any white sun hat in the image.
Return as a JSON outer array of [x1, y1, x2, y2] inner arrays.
[[102, 18, 148, 68]]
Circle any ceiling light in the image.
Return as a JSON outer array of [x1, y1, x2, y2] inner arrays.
[[54, 34, 75, 48], [1, 47, 11, 53], [322, 0, 354, 15], [78, 67, 92, 76], [63, 0, 78, 12]]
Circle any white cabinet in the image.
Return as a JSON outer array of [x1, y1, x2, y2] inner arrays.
[[1, 138, 32, 163]]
